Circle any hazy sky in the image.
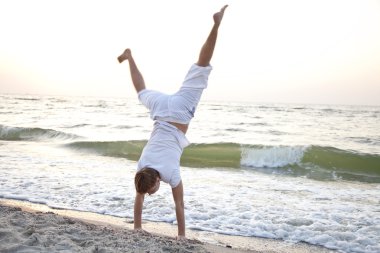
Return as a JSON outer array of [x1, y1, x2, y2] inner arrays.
[[1, 0, 379, 105]]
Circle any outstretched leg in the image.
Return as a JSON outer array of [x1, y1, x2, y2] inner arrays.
[[118, 49, 146, 93], [197, 5, 228, 67]]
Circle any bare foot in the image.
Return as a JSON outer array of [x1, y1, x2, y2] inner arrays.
[[213, 5, 228, 25], [117, 48, 132, 63]]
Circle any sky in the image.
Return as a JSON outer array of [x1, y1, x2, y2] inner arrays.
[[0, 0, 379, 105]]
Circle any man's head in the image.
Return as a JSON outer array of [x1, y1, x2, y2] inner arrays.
[[135, 167, 161, 195]]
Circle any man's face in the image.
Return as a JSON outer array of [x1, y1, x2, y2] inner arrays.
[[147, 178, 160, 195]]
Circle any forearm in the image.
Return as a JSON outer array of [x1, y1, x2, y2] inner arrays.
[[171, 181, 186, 237], [175, 202, 186, 236], [134, 193, 144, 229]]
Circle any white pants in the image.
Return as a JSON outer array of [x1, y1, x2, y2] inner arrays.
[[138, 64, 212, 124]]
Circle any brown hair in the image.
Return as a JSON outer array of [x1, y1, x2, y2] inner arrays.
[[135, 168, 160, 193]]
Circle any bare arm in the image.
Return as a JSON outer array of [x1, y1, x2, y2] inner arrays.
[[134, 192, 145, 230], [118, 49, 146, 93], [172, 181, 185, 239]]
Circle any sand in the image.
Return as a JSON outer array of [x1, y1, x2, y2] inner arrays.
[[0, 199, 335, 253]]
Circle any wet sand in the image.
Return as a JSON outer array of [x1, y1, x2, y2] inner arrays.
[[0, 199, 335, 253]]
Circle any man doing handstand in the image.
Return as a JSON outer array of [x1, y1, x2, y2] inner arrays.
[[117, 5, 228, 240]]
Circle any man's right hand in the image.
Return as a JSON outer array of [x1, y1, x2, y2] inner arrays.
[[176, 235, 187, 241], [134, 227, 150, 235]]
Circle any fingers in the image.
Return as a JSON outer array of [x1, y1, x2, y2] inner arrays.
[[134, 228, 150, 236], [176, 235, 187, 241]]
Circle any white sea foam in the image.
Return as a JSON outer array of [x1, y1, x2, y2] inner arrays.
[[241, 145, 306, 168]]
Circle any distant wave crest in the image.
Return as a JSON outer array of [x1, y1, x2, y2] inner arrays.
[[0, 125, 81, 141]]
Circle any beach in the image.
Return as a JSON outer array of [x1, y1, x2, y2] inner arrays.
[[0, 199, 336, 253], [1, 94, 379, 253]]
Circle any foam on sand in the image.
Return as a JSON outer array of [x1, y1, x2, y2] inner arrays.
[[0, 199, 335, 253]]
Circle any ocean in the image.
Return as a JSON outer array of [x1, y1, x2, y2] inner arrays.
[[0, 94, 379, 253]]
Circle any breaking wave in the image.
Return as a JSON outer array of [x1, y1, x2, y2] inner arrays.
[[0, 125, 81, 141], [64, 141, 380, 183]]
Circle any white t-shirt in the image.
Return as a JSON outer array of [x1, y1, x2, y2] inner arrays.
[[137, 121, 190, 188]]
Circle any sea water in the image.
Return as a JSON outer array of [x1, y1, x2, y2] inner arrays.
[[0, 94, 379, 253]]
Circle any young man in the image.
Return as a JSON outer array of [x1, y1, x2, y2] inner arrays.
[[118, 5, 228, 240]]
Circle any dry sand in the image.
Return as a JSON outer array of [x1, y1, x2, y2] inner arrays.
[[0, 199, 335, 253]]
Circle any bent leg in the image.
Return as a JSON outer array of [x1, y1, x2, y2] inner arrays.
[[197, 5, 228, 67], [118, 49, 146, 93]]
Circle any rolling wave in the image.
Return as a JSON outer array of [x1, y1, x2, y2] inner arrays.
[[5, 122, 376, 182], [65, 141, 380, 183], [0, 125, 81, 141]]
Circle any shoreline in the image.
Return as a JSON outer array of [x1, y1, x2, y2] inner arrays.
[[0, 198, 335, 253]]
